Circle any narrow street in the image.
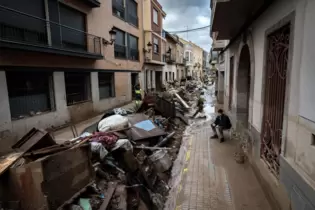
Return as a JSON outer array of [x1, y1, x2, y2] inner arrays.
[[166, 92, 272, 210]]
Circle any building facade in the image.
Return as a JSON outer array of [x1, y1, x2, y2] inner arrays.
[[181, 38, 194, 77], [191, 43, 203, 80], [180, 37, 204, 80], [0, 0, 143, 154], [162, 31, 177, 84], [174, 37, 186, 80], [212, 0, 315, 209], [202, 50, 210, 78], [142, 0, 166, 92], [211, 32, 228, 104]]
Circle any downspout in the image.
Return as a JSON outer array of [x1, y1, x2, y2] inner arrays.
[[142, 0, 147, 91], [219, 0, 275, 55]]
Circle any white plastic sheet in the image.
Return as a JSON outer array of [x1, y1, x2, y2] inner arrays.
[[98, 114, 128, 132]]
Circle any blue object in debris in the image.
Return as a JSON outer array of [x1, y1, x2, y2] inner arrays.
[[134, 120, 156, 131]]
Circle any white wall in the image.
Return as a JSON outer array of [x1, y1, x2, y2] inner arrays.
[[222, 0, 315, 184], [299, 0, 315, 121]]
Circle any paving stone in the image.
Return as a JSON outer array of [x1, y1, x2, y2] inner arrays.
[[175, 123, 272, 210]]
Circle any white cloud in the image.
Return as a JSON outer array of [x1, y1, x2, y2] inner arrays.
[[158, 0, 213, 51]]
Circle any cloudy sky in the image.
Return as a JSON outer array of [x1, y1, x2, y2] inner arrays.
[[158, 0, 212, 52]]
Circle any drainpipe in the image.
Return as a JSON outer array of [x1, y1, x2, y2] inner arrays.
[[219, 0, 275, 55], [142, 0, 147, 91]]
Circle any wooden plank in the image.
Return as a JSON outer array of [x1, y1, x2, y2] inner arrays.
[[174, 93, 190, 109], [0, 152, 23, 176], [98, 181, 118, 210]]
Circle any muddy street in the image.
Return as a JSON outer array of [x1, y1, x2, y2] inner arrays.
[[165, 90, 272, 210]]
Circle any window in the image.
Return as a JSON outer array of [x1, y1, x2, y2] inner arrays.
[[127, 0, 138, 27], [99, 73, 115, 99], [128, 34, 139, 61], [153, 8, 158, 24], [65, 72, 91, 105], [162, 30, 166, 38], [0, 0, 47, 45], [6, 71, 53, 120], [112, 0, 125, 19], [185, 51, 189, 61], [114, 28, 127, 58], [173, 72, 175, 80], [59, 4, 87, 52], [165, 72, 168, 81], [153, 37, 159, 53]]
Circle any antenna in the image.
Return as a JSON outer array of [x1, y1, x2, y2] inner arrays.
[[186, 26, 188, 40]]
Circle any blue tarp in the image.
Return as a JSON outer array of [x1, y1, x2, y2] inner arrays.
[[134, 120, 156, 131]]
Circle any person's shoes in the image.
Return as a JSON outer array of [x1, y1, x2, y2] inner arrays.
[[210, 135, 218, 139], [220, 138, 225, 143]]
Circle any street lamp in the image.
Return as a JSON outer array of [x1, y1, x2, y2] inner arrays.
[[143, 41, 152, 53], [166, 47, 171, 57], [103, 27, 117, 45]]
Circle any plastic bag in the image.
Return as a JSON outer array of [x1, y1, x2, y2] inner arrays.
[[91, 142, 108, 160], [98, 114, 128, 132], [111, 139, 133, 152]]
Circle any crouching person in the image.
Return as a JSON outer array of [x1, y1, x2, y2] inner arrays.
[[210, 109, 232, 143]]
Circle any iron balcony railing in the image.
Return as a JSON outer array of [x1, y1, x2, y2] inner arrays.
[[0, 5, 102, 58], [166, 54, 176, 64]]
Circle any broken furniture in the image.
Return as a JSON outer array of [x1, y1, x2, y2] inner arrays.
[[3, 145, 94, 210]]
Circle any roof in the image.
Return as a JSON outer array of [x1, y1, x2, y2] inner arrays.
[[165, 31, 178, 43]]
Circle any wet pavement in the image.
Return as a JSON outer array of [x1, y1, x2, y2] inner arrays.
[[165, 88, 272, 210]]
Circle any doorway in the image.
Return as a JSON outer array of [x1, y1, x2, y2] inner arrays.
[[261, 24, 290, 176], [131, 73, 138, 99], [236, 45, 251, 129], [156, 71, 162, 91]]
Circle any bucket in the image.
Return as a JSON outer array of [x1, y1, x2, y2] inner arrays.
[[149, 150, 172, 173]]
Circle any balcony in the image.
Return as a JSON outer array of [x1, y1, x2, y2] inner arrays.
[[211, 0, 266, 40], [166, 54, 176, 64], [0, 6, 103, 59], [83, 0, 101, 8], [212, 39, 227, 51]]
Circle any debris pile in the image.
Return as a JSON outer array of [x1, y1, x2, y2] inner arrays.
[[0, 79, 206, 210]]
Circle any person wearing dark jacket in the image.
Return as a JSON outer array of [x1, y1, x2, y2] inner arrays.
[[210, 109, 232, 142]]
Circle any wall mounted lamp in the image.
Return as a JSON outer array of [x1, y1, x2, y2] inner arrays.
[[102, 27, 116, 45], [143, 42, 152, 53]]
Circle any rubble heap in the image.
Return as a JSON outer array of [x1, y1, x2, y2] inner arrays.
[[0, 79, 206, 210]]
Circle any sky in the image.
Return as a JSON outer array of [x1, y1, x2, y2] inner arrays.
[[158, 0, 213, 52]]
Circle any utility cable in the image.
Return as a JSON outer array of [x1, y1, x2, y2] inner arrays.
[[168, 25, 211, 33]]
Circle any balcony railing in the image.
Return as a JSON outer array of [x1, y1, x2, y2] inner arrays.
[[129, 48, 139, 61], [0, 5, 103, 59], [166, 54, 176, 64], [114, 44, 127, 58]]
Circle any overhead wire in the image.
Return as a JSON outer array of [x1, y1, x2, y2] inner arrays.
[[146, 25, 211, 35], [168, 25, 211, 34]]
